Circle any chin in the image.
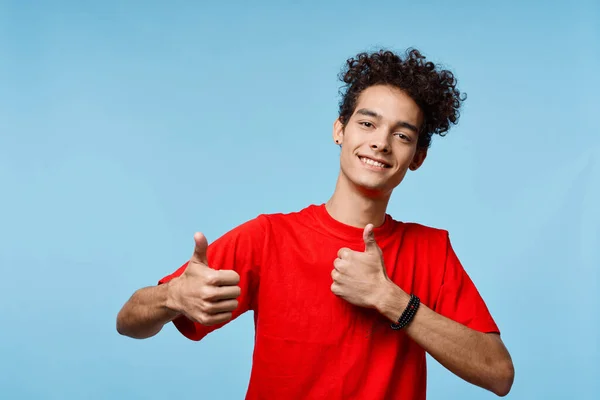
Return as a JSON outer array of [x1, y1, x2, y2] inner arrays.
[[352, 178, 394, 198], [340, 165, 402, 197]]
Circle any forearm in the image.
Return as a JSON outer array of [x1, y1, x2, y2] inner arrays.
[[376, 283, 514, 397], [116, 281, 180, 339]]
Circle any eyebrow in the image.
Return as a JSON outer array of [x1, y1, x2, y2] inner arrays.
[[355, 108, 420, 133]]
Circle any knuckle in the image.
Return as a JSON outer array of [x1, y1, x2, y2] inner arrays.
[[335, 259, 347, 272], [205, 270, 219, 286], [204, 314, 221, 326], [199, 287, 215, 301], [338, 248, 351, 259], [196, 313, 208, 325], [203, 301, 217, 314]]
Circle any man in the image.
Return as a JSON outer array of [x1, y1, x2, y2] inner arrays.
[[116, 48, 515, 399]]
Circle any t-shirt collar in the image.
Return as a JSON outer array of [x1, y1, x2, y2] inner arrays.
[[310, 203, 397, 243]]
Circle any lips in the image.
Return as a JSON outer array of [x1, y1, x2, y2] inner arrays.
[[358, 156, 391, 168]]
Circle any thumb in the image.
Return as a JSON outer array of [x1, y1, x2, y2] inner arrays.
[[363, 224, 380, 254], [191, 232, 209, 265]]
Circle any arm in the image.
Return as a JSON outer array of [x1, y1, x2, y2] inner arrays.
[[376, 284, 514, 397], [331, 225, 514, 397], [117, 216, 265, 342], [116, 232, 242, 340], [116, 282, 179, 339]]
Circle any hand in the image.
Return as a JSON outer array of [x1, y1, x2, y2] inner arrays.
[[330, 224, 392, 309], [166, 232, 241, 326]]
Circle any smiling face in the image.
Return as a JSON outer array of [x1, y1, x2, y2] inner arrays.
[[333, 84, 427, 197]]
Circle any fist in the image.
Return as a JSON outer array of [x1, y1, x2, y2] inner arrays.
[[331, 224, 390, 309], [167, 232, 241, 326]]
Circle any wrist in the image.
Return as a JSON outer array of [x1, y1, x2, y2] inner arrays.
[[376, 281, 411, 323], [164, 278, 183, 317]]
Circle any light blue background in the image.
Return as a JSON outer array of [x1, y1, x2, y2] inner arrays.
[[1, 1, 598, 399]]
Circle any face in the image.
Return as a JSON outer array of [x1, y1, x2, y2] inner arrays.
[[333, 84, 427, 197]]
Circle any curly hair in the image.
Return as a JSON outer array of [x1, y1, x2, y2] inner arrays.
[[338, 48, 465, 149]]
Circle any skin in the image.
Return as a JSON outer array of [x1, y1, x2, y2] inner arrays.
[[116, 83, 514, 397]]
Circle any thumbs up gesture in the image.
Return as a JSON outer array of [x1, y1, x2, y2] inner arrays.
[[167, 232, 241, 326], [330, 224, 391, 309]]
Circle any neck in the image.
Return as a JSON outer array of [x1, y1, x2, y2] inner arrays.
[[325, 172, 392, 229]]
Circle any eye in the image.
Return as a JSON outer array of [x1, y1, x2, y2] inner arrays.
[[359, 121, 374, 128], [394, 132, 412, 142]]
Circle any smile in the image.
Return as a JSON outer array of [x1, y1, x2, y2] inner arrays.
[[359, 156, 391, 169]]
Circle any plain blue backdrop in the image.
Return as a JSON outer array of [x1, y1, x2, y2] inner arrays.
[[1, 1, 598, 399]]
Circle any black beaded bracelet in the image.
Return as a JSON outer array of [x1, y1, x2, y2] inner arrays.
[[390, 294, 420, 330]]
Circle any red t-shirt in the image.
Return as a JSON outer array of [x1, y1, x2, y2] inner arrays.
[[159, 204, 499, 400]]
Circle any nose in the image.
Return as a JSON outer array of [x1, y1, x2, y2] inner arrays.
[[369, 132, 391, 154]]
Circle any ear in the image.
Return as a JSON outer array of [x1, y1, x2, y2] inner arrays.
[[409, 149, 427, 171], [333, 118, 344, 145]]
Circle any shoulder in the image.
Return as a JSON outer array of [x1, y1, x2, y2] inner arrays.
[[218, 204, 318, 236], [397, 219, 449, 243], [255, 204, 320, 230], [386, 219, 452, 260]]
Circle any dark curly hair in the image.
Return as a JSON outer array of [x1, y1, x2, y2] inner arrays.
[[338, 48, 465, 149]]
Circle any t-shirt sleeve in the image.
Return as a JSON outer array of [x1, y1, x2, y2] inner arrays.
[[433, 232, 500, 334], [158, 215, 267, 341]]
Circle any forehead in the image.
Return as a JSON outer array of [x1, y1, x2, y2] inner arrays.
[[354, 85, 422, 124]]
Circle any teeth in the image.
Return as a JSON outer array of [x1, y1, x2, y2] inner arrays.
[[361, 157, 386, 168]]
